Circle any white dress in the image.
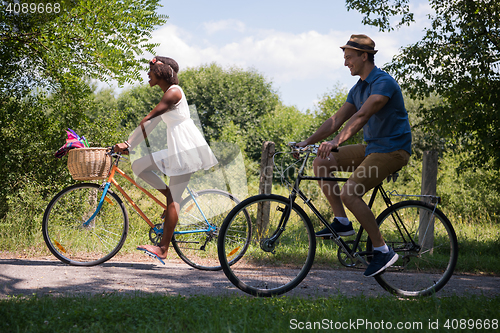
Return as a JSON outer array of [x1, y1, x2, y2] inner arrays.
[[151, 85, 218, 176]]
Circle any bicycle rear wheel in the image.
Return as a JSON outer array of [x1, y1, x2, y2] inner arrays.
[[42, 183, 128, 266], [171, 189, 250, 271], [368, 200, 458, 296], [218, 194, 316, 297]]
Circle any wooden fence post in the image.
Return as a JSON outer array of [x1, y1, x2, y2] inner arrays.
[[419, 151, 438, 251], [256, 141, 275, 237], [259, 141, 275, 195]]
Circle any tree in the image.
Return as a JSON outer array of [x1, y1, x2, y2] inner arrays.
[[0, 0, 167, 95], [0, 80, 128, 219], [116, 84, 164, 128], [346, 0, 500, 168], [0, 0, 167, 219], [255, 104, 315, 154]]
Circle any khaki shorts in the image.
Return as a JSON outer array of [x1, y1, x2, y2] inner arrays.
[[331, 144, 410, 195]]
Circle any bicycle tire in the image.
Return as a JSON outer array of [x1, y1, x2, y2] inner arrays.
[[42, 183, 129, 266], [171, 189, 251, 271], [367, 200, 458, 297], [218, 194, 316, 297]]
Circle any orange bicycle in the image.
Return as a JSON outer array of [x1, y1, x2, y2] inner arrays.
[[42, 147, 251, 269]]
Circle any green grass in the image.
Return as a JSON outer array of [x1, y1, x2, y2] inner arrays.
[[453, 219, 500, 274], [1, 293, 499, 333], [1, 155, 499, 332]]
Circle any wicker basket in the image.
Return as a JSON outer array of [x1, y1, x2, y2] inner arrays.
[[67, 148, 112, 180]]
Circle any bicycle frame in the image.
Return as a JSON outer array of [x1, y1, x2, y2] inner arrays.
[[217, 145, 456, 297], [86, 153, 214, 237], [281, 149, 399, 266], [289, 150, 445, 267]]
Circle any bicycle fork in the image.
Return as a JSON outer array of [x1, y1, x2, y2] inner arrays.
[[82, 182, 112, 227], [259, 202, 292, 254]]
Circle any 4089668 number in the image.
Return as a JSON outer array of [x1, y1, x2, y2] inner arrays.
[[444, 319, 498, 330], [5, 2, 61, 14]]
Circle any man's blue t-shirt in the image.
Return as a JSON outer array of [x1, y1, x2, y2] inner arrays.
[[346, 66, 412, 156]]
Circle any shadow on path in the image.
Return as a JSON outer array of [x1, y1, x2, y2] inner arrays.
[[1, 259, 498, 299]]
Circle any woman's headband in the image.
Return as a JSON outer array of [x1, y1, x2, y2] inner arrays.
[[150, 57, 174, 77], [150, 57, 164, 65]]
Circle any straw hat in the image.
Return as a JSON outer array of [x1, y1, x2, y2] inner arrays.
[[340, 34, 378, 54]]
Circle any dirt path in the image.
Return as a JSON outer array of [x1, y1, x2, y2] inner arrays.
[[1, 254, 498, 299]]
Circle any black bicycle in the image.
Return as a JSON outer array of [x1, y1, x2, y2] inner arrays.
[[217, 143, 458, 297]]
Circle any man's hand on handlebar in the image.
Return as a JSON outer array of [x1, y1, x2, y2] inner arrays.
[[291, 140, 339, 160], [295, 141, 309, 149], [318, 140, 338, 160]]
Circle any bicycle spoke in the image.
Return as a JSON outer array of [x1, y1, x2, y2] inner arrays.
[[42, 184, 128, 266], [218, 194, 315, 297], [172, 190, 250, 271], [371, 201, 458, 296]]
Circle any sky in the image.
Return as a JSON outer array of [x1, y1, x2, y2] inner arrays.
[[132, 0, 433, 111]]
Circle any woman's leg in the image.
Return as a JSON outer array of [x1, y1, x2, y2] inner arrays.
[[149, 173, 192, 258], [131, 155, 169, 192], [134, 158, 192, 258]]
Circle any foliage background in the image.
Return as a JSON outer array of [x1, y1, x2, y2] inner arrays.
[[0, 1, 499, 269], [0, 0, 167, 218], [2, 62, 499, 257], [347, 0, 500, 169]]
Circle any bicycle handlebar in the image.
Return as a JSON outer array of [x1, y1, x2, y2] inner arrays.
[[287, 142, 338, 155], [107, 146, 129, 159]]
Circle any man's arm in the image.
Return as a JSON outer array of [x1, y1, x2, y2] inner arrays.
[[298, 102, 357, 146], [316, 94, 389, 159]]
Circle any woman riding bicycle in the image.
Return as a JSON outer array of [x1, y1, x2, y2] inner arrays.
[[114, 56, 218, 260]]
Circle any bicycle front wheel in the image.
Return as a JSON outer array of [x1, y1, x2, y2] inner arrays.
[[218, 194, 316, 297], [368, 200, 458, 297], [171, 189, 250, 271], [42, 183, 129, 266]]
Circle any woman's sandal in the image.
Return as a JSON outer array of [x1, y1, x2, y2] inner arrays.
[[136, 247, 165, 265]]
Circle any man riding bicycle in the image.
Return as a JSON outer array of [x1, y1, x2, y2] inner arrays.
[[297, 34, 412, 277]]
